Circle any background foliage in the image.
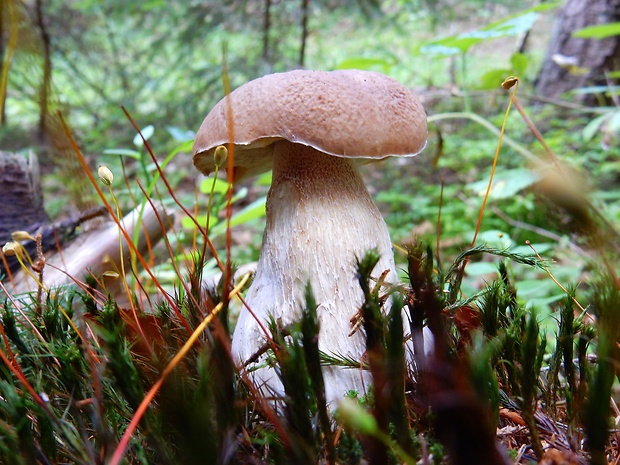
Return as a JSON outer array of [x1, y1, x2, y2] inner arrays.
[[1, 0, 620, 464]]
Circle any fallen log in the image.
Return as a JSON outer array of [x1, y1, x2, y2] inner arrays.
[[0, 151, 173, 301], [3, 202, 173, 298]]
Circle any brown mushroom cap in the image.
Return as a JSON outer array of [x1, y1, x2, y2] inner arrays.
[[192, 69, 427, 181]]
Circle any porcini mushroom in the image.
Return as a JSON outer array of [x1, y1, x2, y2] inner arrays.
[[193, 69, 427, 403]]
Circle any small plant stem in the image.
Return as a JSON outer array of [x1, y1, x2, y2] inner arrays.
[[106, 184, 131, 296], [59, 112, 194, 334], [525, 241, 590, 318], [205, 167, 219, 233], [135, 182, 204, 322], [0, 252, 16, 289], [0, 333, 54, 418], [491, 205, 588, 256], [373, 430, 417, 465], [0, 0, 18, 124], [109, 272, 250, 465], [452, 78, 518, 290], [199, 165, 220, 271], [12, 247, 43, 290], [436, 176, 444, 271], [510, 94, 564, 174], [460, 53, 472, 114], [222, 44, 235, 303], [0, 282, 49, 347], [33, 234, 44, 315], [470, 79, 517, 249], [138, 149, 151, 185]]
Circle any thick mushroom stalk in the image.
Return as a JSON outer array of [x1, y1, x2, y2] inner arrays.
[[192, 69, 428, 404], [231, 141, 397, 403]]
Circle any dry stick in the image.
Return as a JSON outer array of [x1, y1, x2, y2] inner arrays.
[[108, 273, 250, 465], [59, 113, 193, 335], [491, 206, 589, 257], [262, 0, 271, 61], [32, 234, 45, 315]]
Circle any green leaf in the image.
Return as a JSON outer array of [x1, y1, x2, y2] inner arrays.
[[571, 85, 620, 95], [573, 22, 620, 39], [467, 168, 541, 199], [421, 40, 477, 56], [466, 261, 501, 276], [422, 10, 542, 56], [478, 69, 512, 90], [335, 398, 378, 435], [133, 124, 155, 147], [166, 126, 194, 142], [510, 52, 529, 75], [181, 214, 219, 230], [582, 114, 609, 142], [334, 56, 396, 73], [605, 110, 620, 133], [256, 171, 273, 186], [473, 230, 515, 249], [199, 177, 231, 195], [209, 197, 267, 237], [103, 148, 141, 159], [510, 243, 553, 256]]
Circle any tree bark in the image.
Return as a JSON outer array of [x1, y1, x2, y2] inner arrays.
[[262, 0, 271, 62], [0, 1, 6, 125], [535, 0, 620, 102], [0, 152, 49, 240], [299, 0, 310, 67], [34, 0, 52, 138]]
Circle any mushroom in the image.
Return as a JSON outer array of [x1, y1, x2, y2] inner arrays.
[[192, 69, 427, 404]]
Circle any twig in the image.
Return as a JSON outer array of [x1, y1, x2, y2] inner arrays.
[[490, 206, 589, 257]]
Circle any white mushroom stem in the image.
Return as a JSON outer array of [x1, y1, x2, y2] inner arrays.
[[231, 140, 398, 404]]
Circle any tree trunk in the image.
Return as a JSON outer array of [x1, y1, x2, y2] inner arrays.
[[0, 1, 6, 125], [535, 0, 620, 102], [34, 0, 52, 139], [262, 0, 271, 62], [0, 152, 49, 240]]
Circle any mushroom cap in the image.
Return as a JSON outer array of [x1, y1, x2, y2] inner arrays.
[[193, 69, 427, 181]]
